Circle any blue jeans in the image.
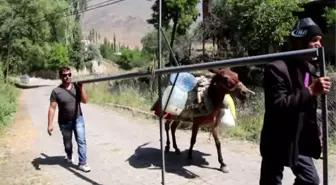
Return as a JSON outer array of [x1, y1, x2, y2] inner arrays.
[[59, 116, 87, 165]]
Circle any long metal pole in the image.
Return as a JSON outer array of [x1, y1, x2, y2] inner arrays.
[[157, 0, 166, 184], [319, 47, 328, 185], [74, 48, 319, 84]]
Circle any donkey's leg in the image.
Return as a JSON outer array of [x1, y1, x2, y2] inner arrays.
[[164, 120, 171, 153], [171, 121, 181, 155], [188, 122, 200, 161], [212, 126, 229, 173]]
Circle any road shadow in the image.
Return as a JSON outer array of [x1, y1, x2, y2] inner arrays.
[[126, 142, 218, 179], [31, 153, 101, 185], [14, 83, 53, 89]]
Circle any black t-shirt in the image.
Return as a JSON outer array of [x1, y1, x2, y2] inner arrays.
[[50, 84, 82, 124]]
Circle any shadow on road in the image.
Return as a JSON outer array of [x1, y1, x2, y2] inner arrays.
[[31, 153, 101, 185], [14, 83, 53, 89], [126, 142, 218, 179]]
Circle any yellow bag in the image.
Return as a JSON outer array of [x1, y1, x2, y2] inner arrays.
[[223, 94, 236, 119]]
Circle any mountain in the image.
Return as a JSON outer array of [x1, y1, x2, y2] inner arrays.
[[83, 0, 202, 48]]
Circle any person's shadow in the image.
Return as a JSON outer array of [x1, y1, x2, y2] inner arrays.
[[31, 153, 101, 185], [126, 142, 218, 179]]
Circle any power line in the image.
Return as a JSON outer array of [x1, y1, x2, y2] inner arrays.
[[32, 0, 126, 25], [86, 0, 118, 9], [80, 0, 126, 13], [42, 0, 103, 23], [63, 0, 107, 14]]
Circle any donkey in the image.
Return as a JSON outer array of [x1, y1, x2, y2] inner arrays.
[[150, 68, 254, 173]]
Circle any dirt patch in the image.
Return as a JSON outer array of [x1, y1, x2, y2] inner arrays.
[[0, 92, 52, 185]]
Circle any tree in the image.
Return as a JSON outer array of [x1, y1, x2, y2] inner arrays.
[[140, 28, 190, 61], [0, 0, 77, 74], [323, 7, 336, 28], [0, 0, 89, 76], [147, 0, 199, 65], [100, 37, 112, 59], [84, 43, 102, 64], [68, 0, 87, 22], [69, 23, 85, 70], [208, 0, 307, 56], [113, 33, 117, 52], [202, 0, 308, 86], [46, 0, 74, 43], [141, 30, 169, 57], [46, 43, 71, 70]]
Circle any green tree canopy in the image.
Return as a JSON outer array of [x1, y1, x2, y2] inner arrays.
[[197, 0, 309, 86], [147, 0, 200, 66], [148, 0, 199, 35], [323, 7, 336, 27], [208, 0, 307, 56], [0, 0, 87, 75]]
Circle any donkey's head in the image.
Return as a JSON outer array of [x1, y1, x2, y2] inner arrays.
[[209, 68, 254, 102]]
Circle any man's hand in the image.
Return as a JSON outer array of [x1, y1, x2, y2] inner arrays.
[[308, 77, 332, 96], [77, 82, 88, 104], [48, 101, 57, 136], [47, 125, 53, 136], [76, 82, 83, 89]]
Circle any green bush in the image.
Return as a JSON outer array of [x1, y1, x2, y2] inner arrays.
[[84, 43, 103, 64], [117, 49, 152, 70], [323, 7, 336, 27], [0, 65, 19, 130], [85, 82, 156, 111], [99, 36, 153, 70], [102, 48, 153, 70]]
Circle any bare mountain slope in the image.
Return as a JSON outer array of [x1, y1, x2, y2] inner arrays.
[[83, 0, 202, 48], [83, 0, 157, 48]]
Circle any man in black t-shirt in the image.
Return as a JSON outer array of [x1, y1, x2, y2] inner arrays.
[[48, 66, 91, 172]]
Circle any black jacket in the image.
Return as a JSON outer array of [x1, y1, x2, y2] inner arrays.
[[260, 59, 321, 167]]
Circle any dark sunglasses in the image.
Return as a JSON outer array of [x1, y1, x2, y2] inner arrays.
[[62, 73, 72, 77]]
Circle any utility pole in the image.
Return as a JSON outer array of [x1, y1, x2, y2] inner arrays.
[[5, 12, 14, 83]]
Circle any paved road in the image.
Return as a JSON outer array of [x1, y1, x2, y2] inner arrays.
[[3, 83, 336, 185]]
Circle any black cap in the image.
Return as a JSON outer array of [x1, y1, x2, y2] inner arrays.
[[291, 17, 322, 41]]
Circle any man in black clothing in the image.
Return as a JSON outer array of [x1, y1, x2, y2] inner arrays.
[[259, 17, 331, 185]]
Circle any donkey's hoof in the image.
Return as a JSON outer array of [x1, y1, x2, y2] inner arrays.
[[165, 147, 170, 153], [220, 166, 229, 173], [175, 149, 181, 155]]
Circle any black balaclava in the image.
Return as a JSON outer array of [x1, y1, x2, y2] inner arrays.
[[290, 17, 323, 43]]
